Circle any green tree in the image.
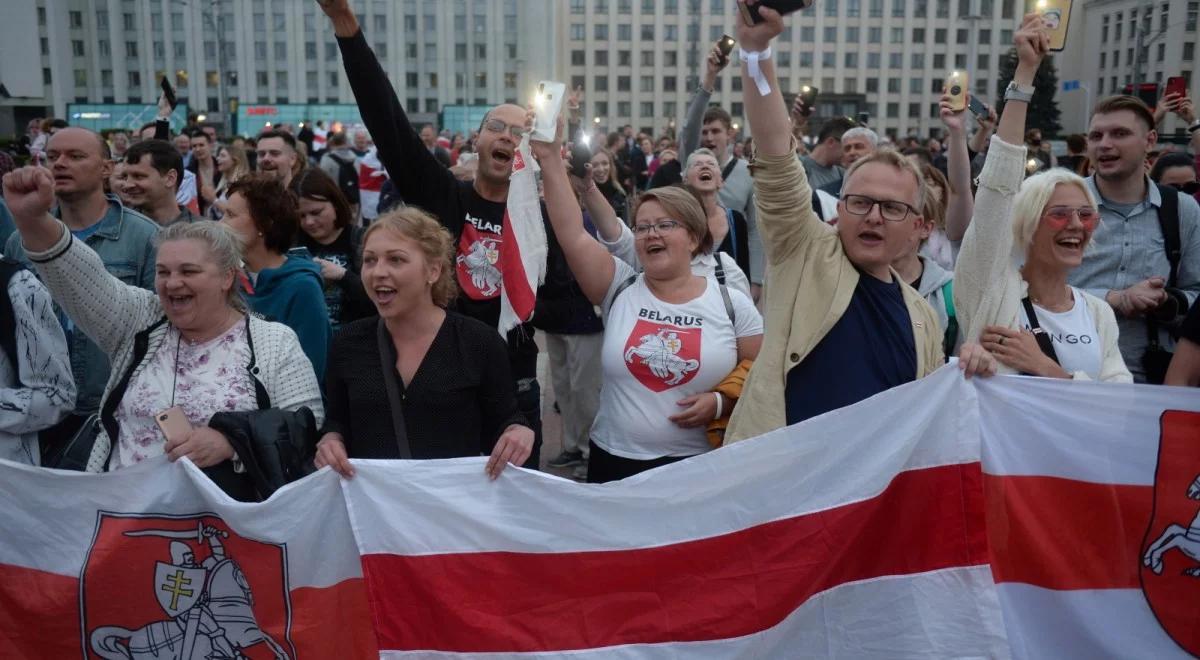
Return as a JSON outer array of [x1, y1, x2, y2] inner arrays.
[[995, 49, 1063, 137]]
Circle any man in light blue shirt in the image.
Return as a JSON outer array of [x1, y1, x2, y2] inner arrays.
[[1070, 96, 1200, 382]]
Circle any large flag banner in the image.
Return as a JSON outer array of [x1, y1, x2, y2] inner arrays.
[[0, 460, 377, 659], [979, 375, 1200, 659], [2, 367, 1197, 658]]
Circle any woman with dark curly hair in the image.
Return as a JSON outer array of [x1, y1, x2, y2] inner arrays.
[[295, 168, 374, 330], [313, 207, 534, 480], [222, 173, 332, 379]]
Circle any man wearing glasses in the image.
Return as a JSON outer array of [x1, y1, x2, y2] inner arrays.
[[318, 0, 582, 468], [723, 2, 994, 444]]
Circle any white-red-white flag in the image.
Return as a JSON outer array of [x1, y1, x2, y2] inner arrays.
[[496, 135, 547, 335], [979, 376, 1200, 659], [358, 147, 388, 221]]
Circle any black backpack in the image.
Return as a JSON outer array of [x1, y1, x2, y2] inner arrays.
[[328, 154, 360, 204], [0, 257, 25, 379]]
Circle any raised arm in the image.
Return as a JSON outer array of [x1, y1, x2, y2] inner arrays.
[[735, 2, 822, 265], [940, 95, 976, 242], [318, 0, 458, 215], [530, 124, 616, 306], [2, 167, 161, 356], [680, 45, 727, 161], [953, 15, 1044, 343]]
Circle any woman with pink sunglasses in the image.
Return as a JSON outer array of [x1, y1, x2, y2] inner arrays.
[[952, 15, 1131, 382]]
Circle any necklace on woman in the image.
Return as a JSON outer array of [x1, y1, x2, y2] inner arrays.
[[1030, 285, 1073, 312]]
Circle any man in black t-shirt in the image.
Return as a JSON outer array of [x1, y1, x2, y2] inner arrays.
[[319, 0, 582, 468], [1166, 301, 1200, 386]]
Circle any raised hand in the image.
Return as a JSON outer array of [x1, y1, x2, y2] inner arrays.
[[940, 94, 967, 135], [1014, 13, 1050, 71], [2, 167, 55, 226], [735, 0, 784, 52]]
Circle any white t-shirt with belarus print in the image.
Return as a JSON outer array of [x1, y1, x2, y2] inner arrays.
[[1017, 287, 1103, 379], [591, 257, 763, 460]]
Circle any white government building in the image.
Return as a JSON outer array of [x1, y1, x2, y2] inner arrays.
[[2, 0, 1199, 140]]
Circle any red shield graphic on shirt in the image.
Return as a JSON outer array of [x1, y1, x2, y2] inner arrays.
[[622, 319, 702, 393], [456, 223, 503, 301], [80, 512, 295, 660], [1140, 410, 1200, 656]]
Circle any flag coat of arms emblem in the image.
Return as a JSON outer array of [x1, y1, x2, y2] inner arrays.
[[622, 319, 702, 392], [1140, 410, 1200, 656]]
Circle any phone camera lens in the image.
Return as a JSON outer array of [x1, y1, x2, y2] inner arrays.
[[950, 85, 962, 95]]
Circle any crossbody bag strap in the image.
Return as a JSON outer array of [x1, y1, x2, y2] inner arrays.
[[376, 318, 412, 460], [713, 256, 737, 326], [941, 280, 958, 359], [1147, 184, 1183, 348], [1021, 297, 1060, 368]]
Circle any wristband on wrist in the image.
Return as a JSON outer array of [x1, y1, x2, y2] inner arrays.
[[712, 391, 724, 420], [739, 46, 773, 96]]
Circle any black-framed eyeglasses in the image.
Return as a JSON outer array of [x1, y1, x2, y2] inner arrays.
[[840, 194, 918, 222], [632, 220, 683, 236], [1169, 181, 1200, 195], [483, 118, 526, 139]]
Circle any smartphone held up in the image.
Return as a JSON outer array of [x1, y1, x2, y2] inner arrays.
[[944, 71, 968, 113], [531, 81, 567, 143], [738, 0, 815, 25], [1035, 0, 1073, 51]]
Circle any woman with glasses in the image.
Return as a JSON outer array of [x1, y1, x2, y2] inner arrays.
[[954, 22, 1131, 382], [532, 122, 763, 483]]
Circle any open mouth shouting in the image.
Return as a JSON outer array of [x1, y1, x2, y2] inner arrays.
[[372, 285, 397, 306], [857, 228, 885, 247], [491, 147, 513, 167]]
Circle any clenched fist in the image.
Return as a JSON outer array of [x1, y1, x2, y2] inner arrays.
[[2, 166, 55, 224]]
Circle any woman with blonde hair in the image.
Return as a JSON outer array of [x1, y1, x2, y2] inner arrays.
[[209, 144, 250, 219], [535, 123, 763, 483], [314, 207, 534, 480], [954, 17, 1130, 382]]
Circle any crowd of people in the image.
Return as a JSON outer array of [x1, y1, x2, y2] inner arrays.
[[0, 0, 1197, 501]]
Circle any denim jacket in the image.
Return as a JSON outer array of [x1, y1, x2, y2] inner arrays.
[[4, 195, 159, 414]]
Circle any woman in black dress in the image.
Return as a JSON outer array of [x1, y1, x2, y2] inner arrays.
[[313, 207, 534, 479]]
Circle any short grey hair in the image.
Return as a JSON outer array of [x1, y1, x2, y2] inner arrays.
[[155, 220, 247, 311], [841, 127, 880, 148], [685, 147, 720, 172]]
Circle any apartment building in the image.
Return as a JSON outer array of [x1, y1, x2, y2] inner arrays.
[[1057, 0, 1200, 135], [559, 0, 1025, 140], [0, 0, 555, 135]]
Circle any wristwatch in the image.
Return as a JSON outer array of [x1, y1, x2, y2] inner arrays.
[[1003, 81, 1035, 103], [1188, 118, 1200, 133]]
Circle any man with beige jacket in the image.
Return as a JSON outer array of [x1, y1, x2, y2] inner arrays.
[[725, 1, 995, 443]]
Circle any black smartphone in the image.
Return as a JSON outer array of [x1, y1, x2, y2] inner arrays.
[[160, 76, 177, 110], [570, 138, 592, 179], [967, 96, 989, 120], [799, 85, 819, 108], [738, 0, 815, 25], [717, 34, 736, 65], [857, 111, 870, 126]]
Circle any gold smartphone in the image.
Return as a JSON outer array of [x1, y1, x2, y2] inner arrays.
[[155, 406, 193, 443], [1036, 0, 1073, 52], [944, 71, 968, 112]]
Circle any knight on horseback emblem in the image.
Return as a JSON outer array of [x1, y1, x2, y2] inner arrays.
[[623, 322, 702, 392], [88, 521, 290, 660]]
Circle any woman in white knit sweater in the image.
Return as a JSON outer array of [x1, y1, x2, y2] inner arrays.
[[2, 165, 323, 472], [954, 16, 1131, 382]]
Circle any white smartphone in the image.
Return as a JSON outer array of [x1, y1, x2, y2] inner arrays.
[[531, 81, 567, 143]]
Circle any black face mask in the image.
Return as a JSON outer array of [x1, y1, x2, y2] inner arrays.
[[1169, 181, 1200, 195]]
